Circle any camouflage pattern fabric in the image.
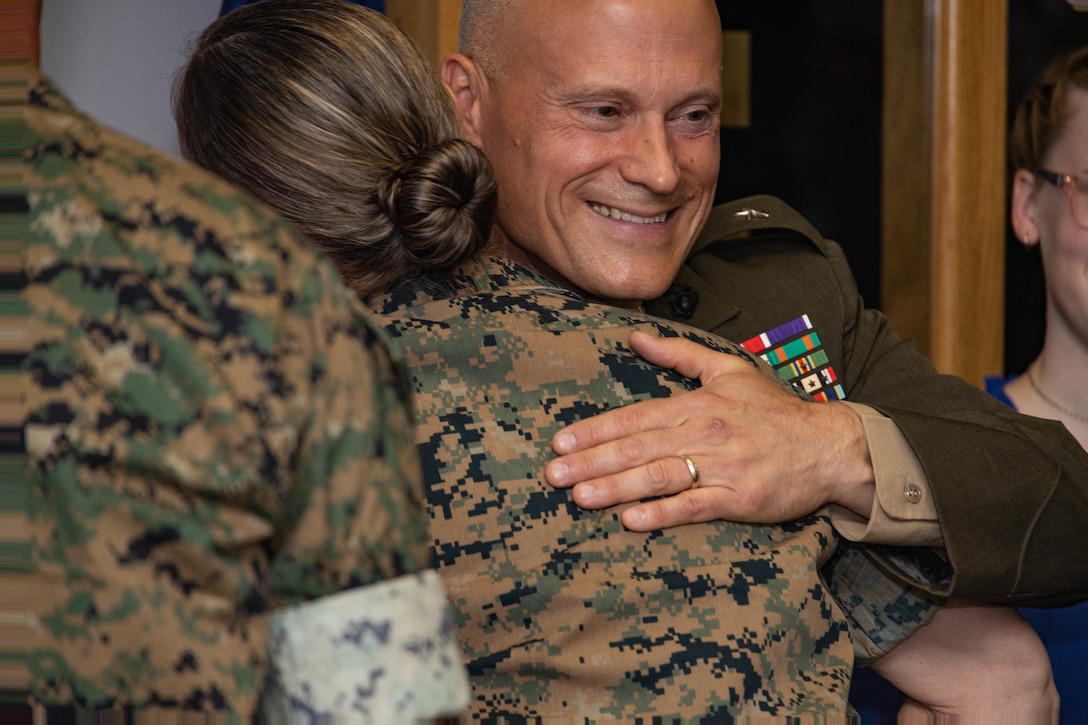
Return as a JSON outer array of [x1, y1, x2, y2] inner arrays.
[[368, 256, 859, 720], [22, 71, 454, 719], [262, 570, 470, 722]]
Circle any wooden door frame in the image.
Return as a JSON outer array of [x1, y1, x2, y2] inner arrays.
[[385, 0, 462, 70], [4, 0, 41, 64], [882, 0, 1008, 386]]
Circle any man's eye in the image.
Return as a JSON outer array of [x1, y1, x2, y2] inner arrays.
[[677, 109, 713, 124], [592, 106, 619, 118]]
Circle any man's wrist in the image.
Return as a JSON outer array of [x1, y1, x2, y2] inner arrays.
[[824, 401, 876, 516]]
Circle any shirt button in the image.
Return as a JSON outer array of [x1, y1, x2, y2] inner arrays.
[[903, 480, 923, 504]]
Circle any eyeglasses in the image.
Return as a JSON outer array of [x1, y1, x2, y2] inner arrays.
[[1036, 169, 1088, 229]]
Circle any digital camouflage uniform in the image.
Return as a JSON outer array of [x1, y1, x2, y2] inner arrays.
[[369, 256, 869, 720], [22, 71, 468, 720]]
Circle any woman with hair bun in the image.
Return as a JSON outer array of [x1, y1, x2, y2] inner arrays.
[[174, 1, 1055, 719], [174, 0, 496, 296]]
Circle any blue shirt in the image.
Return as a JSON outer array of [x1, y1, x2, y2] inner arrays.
[[985, 375, 1088, 724]]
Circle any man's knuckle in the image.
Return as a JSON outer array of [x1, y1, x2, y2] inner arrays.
[[616, 435, 648, 462], [614, 404, 647, 430], [698, 417, 727, 442], [677, 491, 705, 519], [644, 458, 672, 492], [740, 487, 768, 515]]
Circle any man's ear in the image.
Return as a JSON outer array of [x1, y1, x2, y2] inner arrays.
[[442, 52, 486, 148], [1011, 168, 1041, 247]]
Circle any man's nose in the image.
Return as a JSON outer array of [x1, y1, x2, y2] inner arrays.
[[618, 119, 682, 195]]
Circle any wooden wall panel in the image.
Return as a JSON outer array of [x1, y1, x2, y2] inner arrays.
[[882, 1, 931, 355], [720, 30, 751, 129], [385, 0, 463, 69], [2, 0, 40, 64], [882, 0, 1007, 387], [928, 0, 1008, 386]]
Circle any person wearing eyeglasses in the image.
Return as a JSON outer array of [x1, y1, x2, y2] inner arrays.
[[986, 43, 1088, 722]]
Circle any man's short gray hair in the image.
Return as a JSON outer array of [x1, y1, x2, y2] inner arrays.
[[459, 0, 519, 77]]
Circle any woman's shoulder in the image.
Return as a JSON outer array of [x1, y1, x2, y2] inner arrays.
[[983, 375, 1017, 410]]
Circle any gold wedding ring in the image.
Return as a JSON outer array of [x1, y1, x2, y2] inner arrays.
[[682, 456, 700, 489]]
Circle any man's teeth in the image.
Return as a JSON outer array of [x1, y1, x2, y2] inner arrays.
[[590, 204, 667, 224]]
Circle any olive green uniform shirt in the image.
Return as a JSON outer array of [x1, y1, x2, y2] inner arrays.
[[649, 196, 1088, 605]]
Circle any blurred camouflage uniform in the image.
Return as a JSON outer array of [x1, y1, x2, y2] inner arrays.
[[22, 70, 468, 720], [369, 255, 938, 720]]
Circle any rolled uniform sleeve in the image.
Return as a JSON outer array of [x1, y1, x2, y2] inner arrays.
[[821, 544, 941, 666], [262, 571, 470, 721]]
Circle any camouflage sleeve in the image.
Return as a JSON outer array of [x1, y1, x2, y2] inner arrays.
[[261, 570, 470, 720], [263, 252, 432, 601], [23, 74, 443, 718], [821, 543, 942, 666]]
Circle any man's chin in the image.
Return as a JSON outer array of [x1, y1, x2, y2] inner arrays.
[[579, 278, 674, 308]]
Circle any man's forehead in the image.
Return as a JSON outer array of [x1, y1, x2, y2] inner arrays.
[[509, 0, 721, 64], [514, 0, 719, 35]]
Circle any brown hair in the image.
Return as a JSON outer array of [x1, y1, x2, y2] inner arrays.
[[174, 0, 496, 295], [1010, 44, 1088, 173]]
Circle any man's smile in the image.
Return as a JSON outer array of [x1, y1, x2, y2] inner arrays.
[[588, 202, 669, 224]]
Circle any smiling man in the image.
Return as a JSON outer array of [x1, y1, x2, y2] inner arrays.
[[448, 0, 1088, 612], [445, 0, 876, 527], [445, 0, 721, 308]]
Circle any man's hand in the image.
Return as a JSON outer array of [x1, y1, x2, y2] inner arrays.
[[545, 331, 876, 530]]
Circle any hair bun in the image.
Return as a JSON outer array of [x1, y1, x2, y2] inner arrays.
[[376, 139, 497, 271]]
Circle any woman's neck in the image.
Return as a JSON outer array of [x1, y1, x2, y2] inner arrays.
[[1009, 334, 1088, 449]]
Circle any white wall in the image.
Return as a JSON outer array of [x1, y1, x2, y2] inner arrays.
[[40, 0, 221, 156]]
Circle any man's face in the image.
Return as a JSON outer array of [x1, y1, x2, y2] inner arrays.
[[468, 0, 722, 306]]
